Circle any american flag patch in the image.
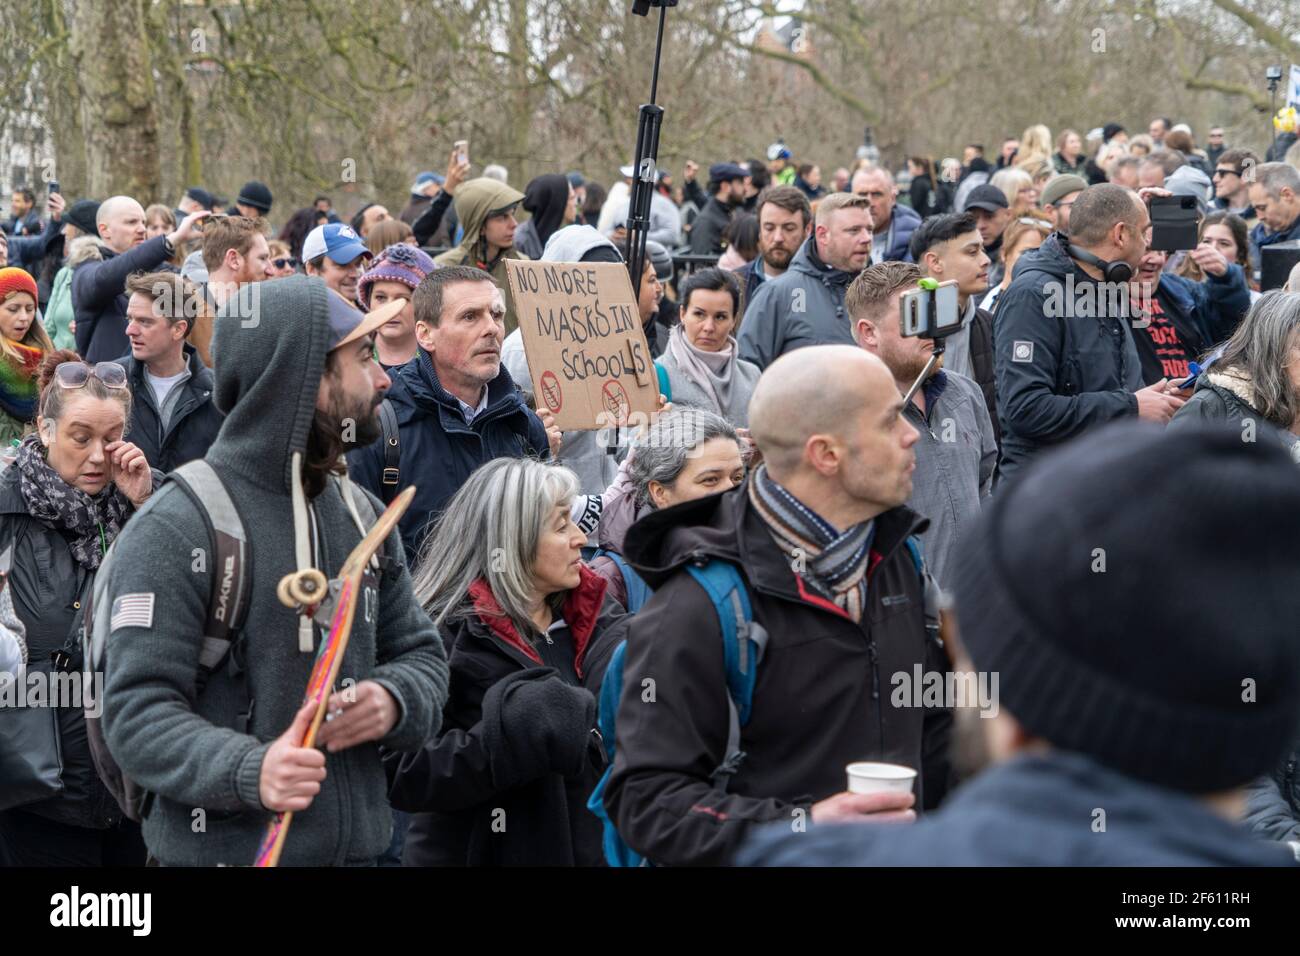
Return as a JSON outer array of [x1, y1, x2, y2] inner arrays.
[[111, 593, 155, 632]]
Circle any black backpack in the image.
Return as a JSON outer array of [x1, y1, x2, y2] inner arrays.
[[378, 399, 401, 504], [83, 460, 382, 821]]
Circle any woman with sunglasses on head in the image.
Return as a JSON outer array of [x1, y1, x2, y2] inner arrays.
[[0, 268, 55, 447], [0, 349, 159, 866]]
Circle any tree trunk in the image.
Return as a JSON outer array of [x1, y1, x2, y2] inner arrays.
[[69, 0, 161, 201], [34, 0, 87, 198], [500, 0, 534, 177]]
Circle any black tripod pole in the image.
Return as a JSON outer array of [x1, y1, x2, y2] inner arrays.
[[626, 1, 670, 303]]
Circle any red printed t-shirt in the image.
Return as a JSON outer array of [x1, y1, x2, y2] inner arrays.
[[1132, 295, 1194, 386]]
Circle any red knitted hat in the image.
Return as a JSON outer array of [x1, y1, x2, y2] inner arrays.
[[0, 267, 39, 305]]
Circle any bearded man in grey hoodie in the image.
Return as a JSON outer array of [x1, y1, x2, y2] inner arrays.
[[101, 277, 448, 866]]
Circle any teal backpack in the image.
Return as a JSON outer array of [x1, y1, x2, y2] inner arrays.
[[587, 538, 934, 867], [587, 559, 766, 867]]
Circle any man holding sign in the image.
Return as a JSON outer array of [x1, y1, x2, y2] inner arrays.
[[349, 265, 561, 563]]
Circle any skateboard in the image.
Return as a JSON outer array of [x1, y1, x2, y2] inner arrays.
[[253, 486, 415, 867]]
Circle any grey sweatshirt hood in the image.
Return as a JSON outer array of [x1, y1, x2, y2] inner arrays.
[[543, 224, 620, 263], [208, 274, 331, 495]]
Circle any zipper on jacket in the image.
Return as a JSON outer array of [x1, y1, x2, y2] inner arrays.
[[869, 638, 885, 754], [1285, 757, 1297, 814]]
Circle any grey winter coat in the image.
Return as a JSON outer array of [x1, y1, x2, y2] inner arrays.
[[738, 237, 859, 370], [101, 276, 449, 866], [903, 371, 997, 590], [501, 328, 623, 495]]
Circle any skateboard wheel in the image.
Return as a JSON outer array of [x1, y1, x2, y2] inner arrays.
[[287, 569, 328, 605], [276, 575, 296, 609]]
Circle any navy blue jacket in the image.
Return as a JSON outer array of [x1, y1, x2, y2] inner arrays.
[[993, 233, 1142, 483], [114, 344, 223, 473], [738, 751, 1297, 866], [1162, 266, 1250, 344], [734, 255, 769, 314], [3, 211, 42, 237], [348, 350, 550, 563], [5, 217, 63, 277], [877, 203, 921, 263], [72, 236, 177, 362]]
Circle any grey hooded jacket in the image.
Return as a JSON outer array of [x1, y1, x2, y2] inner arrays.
[[738, 236, 859, 370], [101, 275, 448, 866]]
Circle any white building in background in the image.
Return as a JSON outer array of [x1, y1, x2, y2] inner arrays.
[[1, 103, 56, 198]]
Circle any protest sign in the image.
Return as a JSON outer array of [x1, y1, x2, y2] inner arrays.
[[505, 259, 658, 431]]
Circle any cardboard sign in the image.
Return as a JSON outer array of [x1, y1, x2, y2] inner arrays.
[[505, 260, 657, 430]]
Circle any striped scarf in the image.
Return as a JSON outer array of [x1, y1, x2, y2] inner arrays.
[[0, 339, 43, 425], [747, 463, 875, 622]]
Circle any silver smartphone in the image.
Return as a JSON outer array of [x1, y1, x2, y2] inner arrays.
[[899, 280, 962, 338]]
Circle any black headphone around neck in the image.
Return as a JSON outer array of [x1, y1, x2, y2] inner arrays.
[[1067, 243, 1133, 283]]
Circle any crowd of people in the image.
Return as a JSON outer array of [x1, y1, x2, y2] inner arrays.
[[2, 109, 1300, 869]]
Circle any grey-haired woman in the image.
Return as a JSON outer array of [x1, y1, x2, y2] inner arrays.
[[388, 456, 624, 866], [1168, 291, 1300, 454], [591, 408, 748, 611]]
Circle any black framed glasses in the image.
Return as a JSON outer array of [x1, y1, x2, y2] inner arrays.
[[1212, 168, 1238, 179], [53, 361, 127, 390], [273, 257, 300, 270]]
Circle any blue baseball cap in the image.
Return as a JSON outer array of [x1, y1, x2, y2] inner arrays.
[[411, 171, 445, 193], [302, 223, 371, 265]]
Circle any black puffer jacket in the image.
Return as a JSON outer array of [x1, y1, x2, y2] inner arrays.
[[604, 481, 953, 867], [386, 566, 624, 866], [72, 236, 177, 362], [0, 467, 119, 830], [1167, 369, 1298, 455]]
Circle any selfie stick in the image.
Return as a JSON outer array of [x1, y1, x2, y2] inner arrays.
[[626, 0, 676, 301], [901, 278, 949, 407]]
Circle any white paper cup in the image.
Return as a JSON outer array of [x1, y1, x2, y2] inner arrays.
[[846, 762, 917, 795]]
